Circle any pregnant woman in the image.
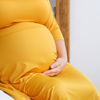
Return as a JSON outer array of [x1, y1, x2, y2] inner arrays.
[[0, 0, 100, 100]]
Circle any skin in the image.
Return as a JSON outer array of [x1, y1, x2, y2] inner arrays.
[[43, 40, 68, 77]]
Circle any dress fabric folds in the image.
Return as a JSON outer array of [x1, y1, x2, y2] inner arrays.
[[0, 0, 100, 100]]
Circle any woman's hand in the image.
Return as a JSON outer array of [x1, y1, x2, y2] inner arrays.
[[43, 40, 67, 77], [43, 57, 67, 77]]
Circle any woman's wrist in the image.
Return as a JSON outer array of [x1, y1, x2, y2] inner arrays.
[[57, 56, 67, 63], [55, 40, 68, 62]]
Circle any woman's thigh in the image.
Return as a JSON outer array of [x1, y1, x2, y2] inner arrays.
[[12, 62, 100, 100]]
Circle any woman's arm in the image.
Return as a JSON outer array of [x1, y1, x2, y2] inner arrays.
[[43, 40, 68, 77], [55, 40, 67, 61], [43, 1, 68, 77]]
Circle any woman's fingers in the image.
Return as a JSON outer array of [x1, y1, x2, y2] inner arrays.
[[43, 68, 57, 74], [44, 73, 57, 77], [50, 60, 60, 69], [43, 66, 60, 76]]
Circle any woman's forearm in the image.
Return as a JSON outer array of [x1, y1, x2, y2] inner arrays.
[[55, 40, 68, 62]]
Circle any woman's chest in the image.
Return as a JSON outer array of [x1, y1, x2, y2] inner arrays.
[[0, 0, 50, 28]]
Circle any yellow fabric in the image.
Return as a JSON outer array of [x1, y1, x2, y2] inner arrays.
[[0, 0, 100, 100]]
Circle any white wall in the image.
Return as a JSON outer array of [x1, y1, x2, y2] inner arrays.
[[70, 0, 100, 94], [50, 0, 100, 95], [49, 0, 56, 15]]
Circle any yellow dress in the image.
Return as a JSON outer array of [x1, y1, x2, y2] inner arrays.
[[0, 0, 100, 100]]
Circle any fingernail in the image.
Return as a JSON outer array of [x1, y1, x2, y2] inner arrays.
[[51, 65, 53, 68]]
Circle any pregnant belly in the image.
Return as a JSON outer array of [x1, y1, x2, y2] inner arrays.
[[0, 22, 57, 83]]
